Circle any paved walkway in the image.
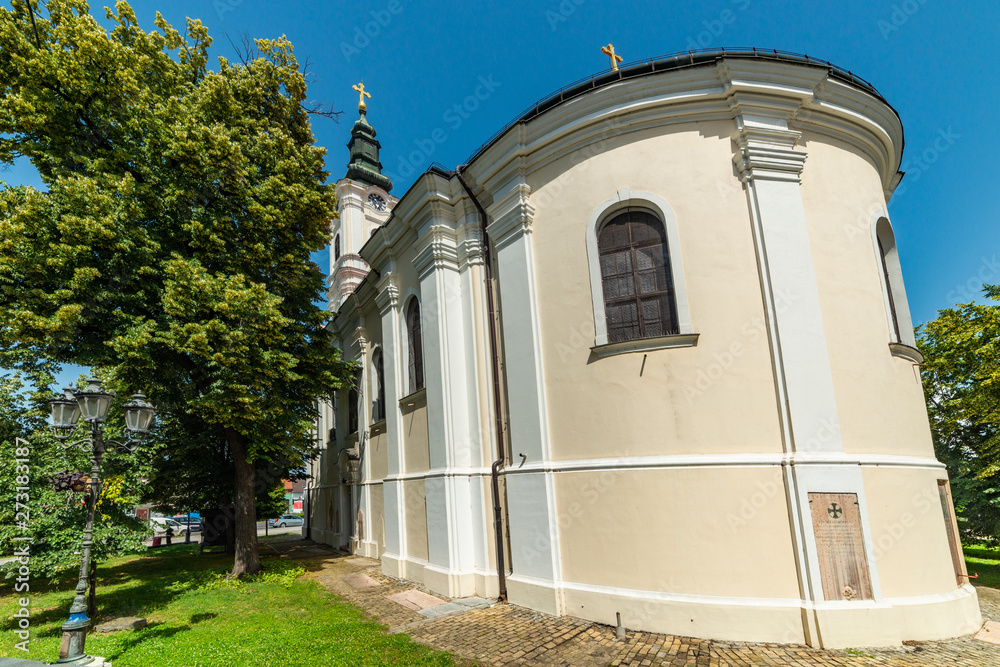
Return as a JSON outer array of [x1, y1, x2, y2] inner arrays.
[[265, 537, 1000, 666]]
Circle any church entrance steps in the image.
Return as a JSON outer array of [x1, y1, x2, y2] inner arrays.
[[270, 538, 1000, 665]]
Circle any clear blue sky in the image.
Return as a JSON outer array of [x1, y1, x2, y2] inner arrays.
[[3, 0, 997, 387]]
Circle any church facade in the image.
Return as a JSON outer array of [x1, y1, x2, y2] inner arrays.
[[306, 50, 982, 648]]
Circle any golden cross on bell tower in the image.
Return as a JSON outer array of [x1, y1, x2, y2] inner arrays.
[[601, 43, 623, 72], [353, 81, 371, 113]]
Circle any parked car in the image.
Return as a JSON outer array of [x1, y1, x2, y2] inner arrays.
[[268, 514, 304, 528], [149, 517, 184, 535], [171, 516, 203, 532]]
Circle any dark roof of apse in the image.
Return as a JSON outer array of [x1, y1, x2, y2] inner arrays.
[[462, 47, 901, 168], [350, 48, 901, 282]]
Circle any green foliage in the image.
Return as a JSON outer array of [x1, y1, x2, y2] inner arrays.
[[964, 544, 1000, 589], [0, 2, 354, 573], [0, 370, 151, 581], [919, 284, 1000, 542]]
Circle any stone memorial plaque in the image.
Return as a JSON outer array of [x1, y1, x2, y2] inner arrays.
[[809, 492, 873, 601]]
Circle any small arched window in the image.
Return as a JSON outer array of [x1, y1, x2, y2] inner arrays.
[[334, 234, 341, 261], [371, 348, 385, 422], [406, 299, 424, 394], [873, 216, 916, 349], [598, 209, 678, 343]]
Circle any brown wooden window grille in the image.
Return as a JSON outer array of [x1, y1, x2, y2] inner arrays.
[[372, 349, 386, 422], [406, 299, 424, 393], [598, 209, 678, 343], [348, 370, 360, 434], [878, 237, 901, 342]]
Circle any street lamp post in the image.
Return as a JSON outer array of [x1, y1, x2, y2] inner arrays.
[[47, 378, 155, 665]]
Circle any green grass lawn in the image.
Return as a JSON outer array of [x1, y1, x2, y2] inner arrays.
[[0, 544, 460, 666], [965, 543, 1000, 589]]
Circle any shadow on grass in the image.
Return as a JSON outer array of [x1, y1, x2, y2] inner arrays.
[[0, 544, 230, 635], [106, 621, 192, 660], [0, 540, 337, 638]]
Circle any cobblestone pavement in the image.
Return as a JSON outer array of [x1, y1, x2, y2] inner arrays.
[[266, 537, 1000, 666]]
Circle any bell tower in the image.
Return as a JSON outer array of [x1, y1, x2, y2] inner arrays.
[[329, 82, 396, 312]]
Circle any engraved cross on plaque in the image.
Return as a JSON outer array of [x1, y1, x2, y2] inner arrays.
[[828, 502, 843, 519]]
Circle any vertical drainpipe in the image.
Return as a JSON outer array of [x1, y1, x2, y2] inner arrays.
[[456, 166, 508, 602]]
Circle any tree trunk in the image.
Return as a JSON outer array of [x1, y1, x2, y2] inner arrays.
[[87, 558, 96, 621], [225, 427, 261, 578]]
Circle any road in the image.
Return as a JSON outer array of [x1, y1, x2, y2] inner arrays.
[[143, 522, 302, 546]]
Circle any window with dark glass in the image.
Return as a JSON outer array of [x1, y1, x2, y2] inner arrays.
[[406, 299, 424, 393], [348, 370, 360, 434], [372, 349, 385, 422], [598, 209, 678, 344], [334, 234, 341, 261]]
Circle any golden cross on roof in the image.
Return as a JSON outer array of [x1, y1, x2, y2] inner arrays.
[[601, 43, 623, 72], [353, 81, 371, 112]]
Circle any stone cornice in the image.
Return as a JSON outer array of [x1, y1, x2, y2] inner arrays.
[[375, 272, 400, 314], [732, 118, 808, 183], [414, 222, 461, 279], [461, 56, 902, 202], [485, 178, 534, 250], [353, 327, 369, 355]]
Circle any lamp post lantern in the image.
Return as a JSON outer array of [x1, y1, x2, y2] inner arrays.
[[46, 378, 155, 665]]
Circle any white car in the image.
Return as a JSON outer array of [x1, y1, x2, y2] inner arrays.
[[268, 514, 304, 528], [150, 516, 184, 534]]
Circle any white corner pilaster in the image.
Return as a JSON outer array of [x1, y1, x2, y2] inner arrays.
[[375, 272, 404, 561], [486, 176, 563, 613], [413, 203, 480, 596]]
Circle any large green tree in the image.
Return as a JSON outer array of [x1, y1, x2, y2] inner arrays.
[[0, 1, 351, 576], [919, 284, 1000, 542]]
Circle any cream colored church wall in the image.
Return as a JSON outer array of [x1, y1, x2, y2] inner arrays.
[[797, 134, 934, 459], [403, 478, 429, 562], [369, 429, 389, 484], [526, 120, 783, 461], [862, 466, 958, 598], [368, 483, 386, 557], [401, 397, 430, 473], [554, 466, 800, 599]]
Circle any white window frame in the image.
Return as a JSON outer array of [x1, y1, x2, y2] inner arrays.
[[586, 187, 695, 355], [871, 214, 920, 360]]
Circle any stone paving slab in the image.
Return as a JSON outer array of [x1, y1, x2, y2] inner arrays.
[[417, 597, 494, 619], [387, 588, 449, 611], [975, 620, 1000, 645], [95, 615, 147, 633], [343, 572, 381, 589]]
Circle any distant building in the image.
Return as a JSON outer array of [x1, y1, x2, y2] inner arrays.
[[284, 479, 305, 513], [307, 49, 981, 648]]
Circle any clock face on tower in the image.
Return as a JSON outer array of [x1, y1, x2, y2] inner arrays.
[[368, 193, 387, 211]]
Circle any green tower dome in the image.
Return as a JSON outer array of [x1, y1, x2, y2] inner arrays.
[[346, 109, 393, 192]]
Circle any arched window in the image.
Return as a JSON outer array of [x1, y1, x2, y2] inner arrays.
[[598, 209, 678, 343], [348, 370, 360, 434], [406, 299, 424, 393], [334, 234, 341, 261], [873, 216, 916, 350], [371, 348, 385, 422]]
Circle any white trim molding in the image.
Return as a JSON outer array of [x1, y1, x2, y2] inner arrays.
[[585, 188, 694, 348]]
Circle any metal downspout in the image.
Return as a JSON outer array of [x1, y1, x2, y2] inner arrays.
[[456, 166, 508, 602]]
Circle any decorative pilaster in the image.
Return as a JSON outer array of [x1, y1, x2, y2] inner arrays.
[[484, 176, 563, 614]]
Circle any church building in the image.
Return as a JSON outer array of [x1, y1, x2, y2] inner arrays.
[[306, 49, 982, 648]]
